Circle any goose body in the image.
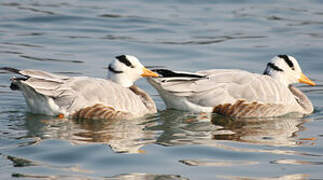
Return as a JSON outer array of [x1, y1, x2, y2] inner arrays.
[[148, 55, 315, 118], [3, 55, 158, 120]]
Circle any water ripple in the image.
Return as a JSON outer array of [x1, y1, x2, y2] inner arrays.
[[99, 14, 124, 18], [0, 2, 20, 7], [1, 2, 55, 15], [271, 159, 323, 165], [234, 6, 323, 27], [17, 6, 55, 15], [220, 173, 309, 180], [17, 32, 45, 36], [11, 172, 189, 180], [6, 155, 38, 167], [265, 13, 323, 26], [2, 42, 42, 48], [179, 159, 258, 167], [0, 50, 23, 55], [159, 35, 266, 45], [20, 55, 84, 64], [106, 173, 189, 180], [299, 84, 323, 94], [102, 34, 135, 41], [1, 0, 323, 179]]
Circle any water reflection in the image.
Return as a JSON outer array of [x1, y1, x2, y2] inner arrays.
[[22, 110, 313, 155], [211, 116, 308, 146], [220, 173, 309, 180], [180, 159, 258, 167], [23, 114, 159, 154], [72, 117, 158, 153], [155, 110, 312, 147], [20, 55, 84, 63], [10, 172, 188, 180], [106, 173, 189, 180], [271, 159, 323, 165]]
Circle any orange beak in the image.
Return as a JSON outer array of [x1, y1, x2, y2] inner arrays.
[[141, 67, 159, 77], [299, 73, 316, 86]]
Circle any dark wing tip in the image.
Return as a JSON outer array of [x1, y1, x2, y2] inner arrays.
[[145, 65, 167, 69], [0, 67, 21, 74], [151, 68, 205, 78], [151, 69, 175, 76], [10, 82, 20, 90]]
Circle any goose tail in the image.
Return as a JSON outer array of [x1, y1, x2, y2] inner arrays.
[[0, 67, 27, 90]]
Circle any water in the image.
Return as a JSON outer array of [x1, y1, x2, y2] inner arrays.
[[1, 0, 323, 179]]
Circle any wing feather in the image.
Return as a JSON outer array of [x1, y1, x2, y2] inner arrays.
[[20, 69, 69, 81], [54, 77, 149, 114], [16, 75, 149, 115], [149, 69, 297, 108]]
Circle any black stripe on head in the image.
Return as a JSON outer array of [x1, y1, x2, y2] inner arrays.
[[278, 55, 294, 70], [108, 64, 123, 74], [263, 63, 283, 75], [116, 55, 134, 68]]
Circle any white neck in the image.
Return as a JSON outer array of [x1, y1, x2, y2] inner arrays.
[[270, 72, 291, 87], [107, 72, 135, 88]]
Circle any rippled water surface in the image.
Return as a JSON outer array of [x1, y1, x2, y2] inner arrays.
[[1, 0, 323, 179]]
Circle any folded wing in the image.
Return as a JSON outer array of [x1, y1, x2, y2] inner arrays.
[[5, 68, 150, 117], [150, 69, 297, 107]]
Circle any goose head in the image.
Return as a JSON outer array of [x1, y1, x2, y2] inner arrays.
[[263, 55, 315, 87], [107, 55, 159, 87]]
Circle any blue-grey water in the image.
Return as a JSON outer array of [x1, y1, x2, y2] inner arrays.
[[1, 0, 323, 179]]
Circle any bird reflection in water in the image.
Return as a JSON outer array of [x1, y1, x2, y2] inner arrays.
[[23, 113, 159, 154], [155, 110, 314, 148], [22, 110, 315, 155], [72, 116, 158, 153], [211, 115, 314, 146]]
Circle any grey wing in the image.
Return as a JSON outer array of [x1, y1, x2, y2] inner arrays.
[[150, 69, 296, 107], [5, 68, 67, 96], [4, 68, 69, 97], [57, 77, 149, 114], [23, 69, 68, 78], [18, 68, 69, 82], [10, 68, 148, 114]]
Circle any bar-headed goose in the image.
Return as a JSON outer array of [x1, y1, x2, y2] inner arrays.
[[2, 55, 159, 120], [148, 55, 315, 118]]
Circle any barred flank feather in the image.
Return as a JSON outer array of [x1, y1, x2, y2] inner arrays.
[[72, 104, 131, 120], [213, 100, 285, 118]]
